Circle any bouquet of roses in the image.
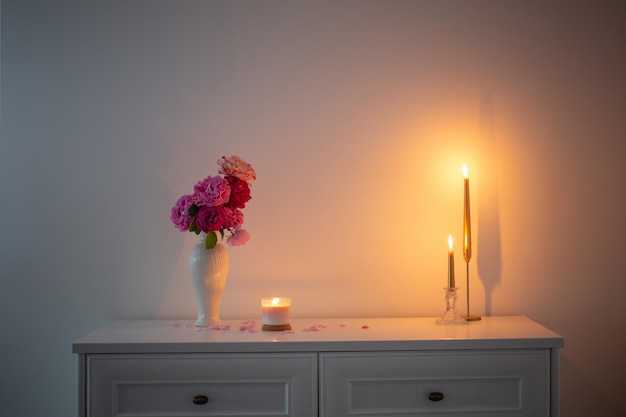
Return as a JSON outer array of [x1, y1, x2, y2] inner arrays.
[[170, 155, 256, 249]]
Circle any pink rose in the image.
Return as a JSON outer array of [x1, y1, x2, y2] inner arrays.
[[170, 194, 195, 231], [227, 228, 250, 246], [195, 206, 224, 233], [193, 175, 231, 207], [222, 206, 244, 229], [224, 176, 251, 208], [218, 155, 256, 182]]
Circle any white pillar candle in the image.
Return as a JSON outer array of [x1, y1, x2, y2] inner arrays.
[[261, 297, 291, 325]]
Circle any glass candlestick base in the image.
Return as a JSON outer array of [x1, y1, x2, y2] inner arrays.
[[436, 287, 467, 325]]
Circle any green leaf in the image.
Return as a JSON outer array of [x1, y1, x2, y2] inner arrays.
[[205, 231, 218, 249], [187, 205, 199, 217], [188, 219, 201, 235]]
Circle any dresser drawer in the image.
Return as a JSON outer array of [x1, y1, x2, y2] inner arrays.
[[87, 353, 317, 417], [320, 349, 549, 417]]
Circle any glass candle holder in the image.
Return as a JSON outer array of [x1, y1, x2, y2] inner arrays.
[[261, 297, 292, 331], [436, 288, 467, 325]]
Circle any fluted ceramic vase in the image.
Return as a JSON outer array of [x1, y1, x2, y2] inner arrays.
[[189, 232, 229, 327]]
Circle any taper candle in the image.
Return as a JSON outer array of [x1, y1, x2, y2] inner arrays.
[[448, 234, 455, 288], [462, 164, 472, 263]]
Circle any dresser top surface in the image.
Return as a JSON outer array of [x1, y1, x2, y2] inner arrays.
[[73, 316, 563, 354]]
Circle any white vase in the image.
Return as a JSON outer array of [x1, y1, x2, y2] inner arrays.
[[189, 232, 229, 327]]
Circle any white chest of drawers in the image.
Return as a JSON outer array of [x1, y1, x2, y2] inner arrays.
[[73, 316, 563, 417]]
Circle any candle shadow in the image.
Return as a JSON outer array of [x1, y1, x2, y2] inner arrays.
[[476, 91, 502, 316]]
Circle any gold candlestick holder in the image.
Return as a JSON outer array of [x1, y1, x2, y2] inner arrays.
[[462, 262, 481, 321], [436, 287, 466, 325], [462, 164, 480, 321]]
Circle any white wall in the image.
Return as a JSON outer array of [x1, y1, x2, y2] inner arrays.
[[1, 1, 625, 416]]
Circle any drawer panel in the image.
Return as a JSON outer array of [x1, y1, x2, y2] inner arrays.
[[87, 353, 317, 417], [320, 349, 549, 417], [115, 381, 289, 414]]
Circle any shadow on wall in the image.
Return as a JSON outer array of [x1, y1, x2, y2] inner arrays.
[[477, 92, 502, 316]]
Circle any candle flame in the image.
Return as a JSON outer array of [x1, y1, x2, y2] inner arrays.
[[448, 234, 453, 251], [462, 164, 469, 179], [271, 297, 280, 305]]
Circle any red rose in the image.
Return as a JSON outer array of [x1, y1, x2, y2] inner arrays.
[[225, 176, 251, 208]]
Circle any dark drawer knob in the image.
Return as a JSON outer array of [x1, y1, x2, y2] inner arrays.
[[193, 395, 209, 405], [428, 391, 445, 401]]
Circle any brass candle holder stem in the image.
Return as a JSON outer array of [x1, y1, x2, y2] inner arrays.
[[462, 261, 481, 321]]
